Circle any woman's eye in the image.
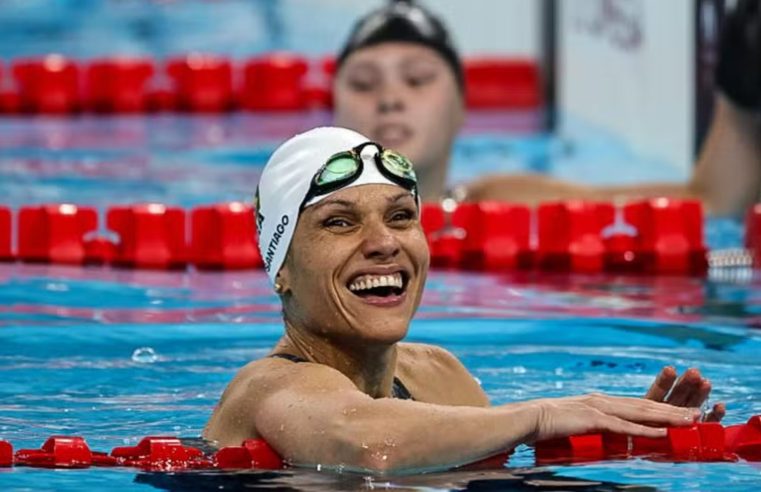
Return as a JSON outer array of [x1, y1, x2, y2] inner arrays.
[[323, 217, 352, 228], [348, 78, 375, 92], [406, 73, 435, 88], [390, 209, 415, 223]]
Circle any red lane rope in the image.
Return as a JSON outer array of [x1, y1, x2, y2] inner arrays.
[[0, 197, 726, 275], [0, 54, 541, 114], [3, 415, 761, 471]]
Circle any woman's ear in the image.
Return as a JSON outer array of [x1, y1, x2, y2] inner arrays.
[[274, 266, 291, 295]]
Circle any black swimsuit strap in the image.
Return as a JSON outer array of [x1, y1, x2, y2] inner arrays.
[[270, 353, 414, 401]]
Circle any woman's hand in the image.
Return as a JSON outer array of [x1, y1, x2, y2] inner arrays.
[[530, 393, 701, 443], [645, 366, 726, 422]]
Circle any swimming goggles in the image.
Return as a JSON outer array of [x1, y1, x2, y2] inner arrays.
[[299, 141, 418, 211]]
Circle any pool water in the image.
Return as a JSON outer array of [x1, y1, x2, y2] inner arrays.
[[1, 113, 760, 491]]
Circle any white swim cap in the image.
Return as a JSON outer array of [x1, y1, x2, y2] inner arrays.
[[255, 127, 413, 284]]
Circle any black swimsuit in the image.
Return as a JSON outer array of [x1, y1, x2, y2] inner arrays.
[[270, 353, 414, 400]]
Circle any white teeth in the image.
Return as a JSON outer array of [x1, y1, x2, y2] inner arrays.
[[348, 273, 404, 292]]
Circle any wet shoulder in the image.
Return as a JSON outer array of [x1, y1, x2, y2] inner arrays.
[[396, 343, 490, 406], [204, 355, 356, 446]]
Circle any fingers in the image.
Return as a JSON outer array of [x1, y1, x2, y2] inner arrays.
[[644, 366, 677, 401], [584, 393, 701, 427], [685, 379, 712, 408], [665, 368, 705, 407], [594, 411, 668, 439], [703, 403, 727, 423]]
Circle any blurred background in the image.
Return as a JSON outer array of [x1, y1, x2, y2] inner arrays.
[[0, 0, 730, 202]]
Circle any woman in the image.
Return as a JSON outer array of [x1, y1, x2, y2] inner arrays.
[[333, 0, 761, 216], [204, 127, 720, 473]]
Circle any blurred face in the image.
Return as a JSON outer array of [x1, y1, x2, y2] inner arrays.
[[334, 43, 464, 178], [278, 184, 429, 346]]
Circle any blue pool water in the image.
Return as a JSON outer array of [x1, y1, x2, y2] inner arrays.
[[1, 112, 760, 491]]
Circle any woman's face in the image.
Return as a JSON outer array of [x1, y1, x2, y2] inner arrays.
[[333, 43, 464, 178], [279, 184, 429, 346]]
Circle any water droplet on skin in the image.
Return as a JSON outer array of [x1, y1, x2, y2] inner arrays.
[[279, 424, 285, 432], [131, 347, 158, 363]]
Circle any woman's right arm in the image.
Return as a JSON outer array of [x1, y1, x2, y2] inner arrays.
[[687, 96, 761, 217], [251, 363, 699, 473]]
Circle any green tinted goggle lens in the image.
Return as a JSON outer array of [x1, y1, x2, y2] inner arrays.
[[382, 150, 416, 181], [315, 155, 359, 186]]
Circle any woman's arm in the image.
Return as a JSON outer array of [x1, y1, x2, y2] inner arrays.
[[464, 97, 760, 216], [466, 1, 761, 217], [688, 96, 761, 216], [250, 361, 699, 473]]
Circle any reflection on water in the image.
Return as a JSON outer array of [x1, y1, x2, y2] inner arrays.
[[135, 467, 658, 492]]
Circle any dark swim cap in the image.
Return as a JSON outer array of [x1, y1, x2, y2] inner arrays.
[[715, 0, 761, 112], [336, 0, 465, 91]]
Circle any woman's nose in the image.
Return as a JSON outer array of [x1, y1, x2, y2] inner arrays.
[[377, 83, 405, 114], [360, 221, 401, 260]]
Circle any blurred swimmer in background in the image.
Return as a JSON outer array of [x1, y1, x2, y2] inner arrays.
[[333, 0, 761, 217]]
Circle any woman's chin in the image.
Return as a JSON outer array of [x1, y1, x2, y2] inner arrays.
[[354, 323, 409, 345]]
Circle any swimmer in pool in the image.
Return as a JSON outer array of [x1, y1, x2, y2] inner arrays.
[[203, 127, 723, 472], [334, 0, 761, 217]]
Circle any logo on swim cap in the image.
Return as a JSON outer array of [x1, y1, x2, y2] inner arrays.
[[263, 214, 290, 273], [254, 187, 265, 236]]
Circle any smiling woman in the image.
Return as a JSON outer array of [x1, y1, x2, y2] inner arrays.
[[202, 127, 722, 473]]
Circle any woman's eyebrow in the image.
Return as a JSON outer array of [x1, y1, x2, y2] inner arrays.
[[310, 198, 356, 211], [344, 61, 379, 75], [400, 56, 437, 71], [388, 192, 414, 204]]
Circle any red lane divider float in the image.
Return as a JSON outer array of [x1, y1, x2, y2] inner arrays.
[[625, 198, 707, 275], [191, 202, 262, 270], [13, 55, 81, 114], [5, 415, 761, 472], [465, 58, 542, 109], [167, 55, 234, 113], [214, 439, 283, 470], [107, 204, 187, 269], [0, 206, 11, 261], [10, 436, 281, 471], [111, 436, 211, 471], [241, 53, 309, 112], [18, 204, 98, 264], [536, 201, 613, 273], [0, 198, 718, 274], [461, 202, 532, 271], [85, 58, 155, 113], [0, 439, 12, 467], [0, 54, 542, 114], [745, 205, 761, 267], [537, 415, 761, 465]]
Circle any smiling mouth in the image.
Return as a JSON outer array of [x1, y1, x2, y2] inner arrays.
[[347, 272, 409, 300]]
